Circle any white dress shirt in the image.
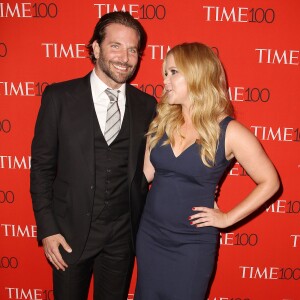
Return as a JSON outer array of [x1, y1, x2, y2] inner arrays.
[[90, 69, 126, 134]]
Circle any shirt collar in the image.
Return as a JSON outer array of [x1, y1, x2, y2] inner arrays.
[[90, 69, 126, 100]]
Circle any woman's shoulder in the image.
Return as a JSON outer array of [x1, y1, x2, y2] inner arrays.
[[219, 115, 235, 130], [225, 118, 258, 145], [219, 116, 256, 143]]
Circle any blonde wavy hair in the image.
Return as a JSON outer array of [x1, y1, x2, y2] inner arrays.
[[147, 42, 234, 167]]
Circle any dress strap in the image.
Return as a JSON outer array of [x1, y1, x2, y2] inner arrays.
[[220, 115, 234, 129], [217, 116, 234, 162]]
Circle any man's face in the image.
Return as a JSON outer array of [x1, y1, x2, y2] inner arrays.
[[93, 23, 139, 89]]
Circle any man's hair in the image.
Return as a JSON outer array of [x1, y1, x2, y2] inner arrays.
[[86, 11, 147, 64]]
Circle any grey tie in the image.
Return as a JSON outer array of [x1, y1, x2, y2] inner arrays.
[[104, 89, 121, 145]]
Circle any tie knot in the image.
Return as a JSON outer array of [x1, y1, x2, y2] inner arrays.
[[105, 88, 119, 102]]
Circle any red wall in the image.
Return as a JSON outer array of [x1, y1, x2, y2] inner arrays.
[[1, 1, 299, 299]]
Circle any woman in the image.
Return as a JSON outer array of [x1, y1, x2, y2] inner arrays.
[[134, 43, 279, 300]]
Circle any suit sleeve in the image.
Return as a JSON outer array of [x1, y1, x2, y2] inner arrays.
[[30, 86, 60, 241]]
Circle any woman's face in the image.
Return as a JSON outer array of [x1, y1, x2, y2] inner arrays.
[[163, 54, 190, 108]]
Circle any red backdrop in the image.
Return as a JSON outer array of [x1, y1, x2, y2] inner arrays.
[[1, 1, 299, 299]]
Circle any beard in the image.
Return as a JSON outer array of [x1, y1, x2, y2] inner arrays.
[[97, 50, 137, 84]]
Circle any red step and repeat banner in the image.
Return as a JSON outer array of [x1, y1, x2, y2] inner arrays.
[[1, 1, 299, 299]]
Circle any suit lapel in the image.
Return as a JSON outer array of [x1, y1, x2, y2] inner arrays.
[[66, 73, 95, 177], [126, 84, 147, 184]]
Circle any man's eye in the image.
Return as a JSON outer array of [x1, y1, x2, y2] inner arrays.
[[129, 48, 137, 54]]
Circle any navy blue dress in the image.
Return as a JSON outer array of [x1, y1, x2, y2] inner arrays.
[[134, 117, 233, 300]]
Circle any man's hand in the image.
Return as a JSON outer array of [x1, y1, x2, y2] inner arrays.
[[42, 234, 72, 271]]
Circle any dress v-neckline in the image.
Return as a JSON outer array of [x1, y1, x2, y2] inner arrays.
[[170, 142, 196, 158], [166, 116, 231, 159]]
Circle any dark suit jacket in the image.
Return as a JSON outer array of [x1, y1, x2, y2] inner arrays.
[[30, 72, 157, 263]]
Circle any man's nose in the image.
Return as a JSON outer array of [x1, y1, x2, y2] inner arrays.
[[118, 49, 129, 63]]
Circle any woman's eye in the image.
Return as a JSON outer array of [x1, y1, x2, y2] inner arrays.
[[171, 69, 178, 75]]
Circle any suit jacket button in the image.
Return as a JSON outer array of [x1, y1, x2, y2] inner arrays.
[[90, 185, 94, 190], [86, 213, 91, 217]]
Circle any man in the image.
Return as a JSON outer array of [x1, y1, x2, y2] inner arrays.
[[30, 11, 157, 300]]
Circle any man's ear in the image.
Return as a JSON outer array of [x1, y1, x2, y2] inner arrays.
[[92, 40, 100, 59]]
